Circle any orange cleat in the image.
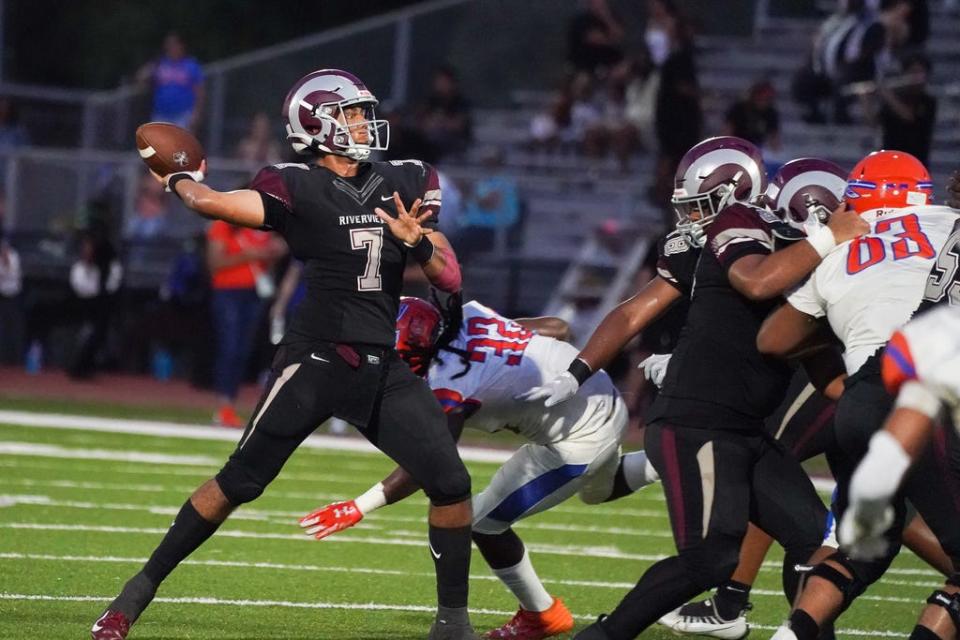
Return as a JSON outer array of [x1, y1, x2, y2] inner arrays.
[[485, 598, 574, 640], [214, 405, 244, 429]]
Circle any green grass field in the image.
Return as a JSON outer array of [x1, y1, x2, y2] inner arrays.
[[0, 413, 941, 639]]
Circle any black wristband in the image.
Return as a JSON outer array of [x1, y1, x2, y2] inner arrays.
[[405, 235, 435, 264], [567, 357, 593, 385], [167, 173, 195, 198]]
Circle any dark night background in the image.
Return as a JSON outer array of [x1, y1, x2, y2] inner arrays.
[[4, 0, 423, 88]]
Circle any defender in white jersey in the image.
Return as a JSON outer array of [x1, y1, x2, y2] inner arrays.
[[299, 295, 658, 640], [782, 200, 958, 375], [758, 150, 960, 640]]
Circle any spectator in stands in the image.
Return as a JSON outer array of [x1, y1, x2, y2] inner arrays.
[[567, 0, 625, 78], [595, 58, 645, 172], [0, 228, 24, 365], [645, 0, 680, 67], [149, 233, 213, 387], [68, 230, 123, 379], [907, 0, 930, 48], [792, 0, 866, 123], [724, 79, 783, 168], [620, 49, 660, 150], [529, 81, 577, 151], [435, 169, 464, 239], [137, 32, 205, 132], [125, 172, 171, 242], [381, 103, 437, 164], [835, 0, 913, 123], [455, 147, 522, 261], [206, 219, 283, 427], [235, 111, 282, 165], [419, 66, 472, 159], [569, 72, 608, 159], [875, 54, 937, 164], [652, 8, 702, 222]]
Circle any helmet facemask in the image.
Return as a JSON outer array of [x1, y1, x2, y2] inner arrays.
[[672, 171, 742, 246], [287, 98, 390, 161]]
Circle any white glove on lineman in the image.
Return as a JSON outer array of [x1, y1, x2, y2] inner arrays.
[[639, 353, 672, 388], [838, 498, 894, 560], [515, 371, 580, 408], [164, 169, 205, 193], [837, 431, 907, 559]]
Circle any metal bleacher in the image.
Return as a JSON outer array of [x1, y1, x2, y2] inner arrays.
[[3, 0, 958, 321]]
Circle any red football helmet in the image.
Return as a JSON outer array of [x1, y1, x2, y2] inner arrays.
[[844, 150, 933, 215], [396, 296, 444, 376]]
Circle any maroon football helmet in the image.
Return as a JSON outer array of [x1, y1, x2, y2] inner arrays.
[[671, 136, 767, 245], [282, 69, 389, 160], [766, 158, 847, 235], [396, 296, 444, 376]]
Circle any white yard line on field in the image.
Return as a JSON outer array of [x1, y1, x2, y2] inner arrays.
[[0, 441, 220, 466], [0, 521, 665, 560], [0, 410, 513, 463], [0, 592, 909, 637], [0, 550, 943, 593], [0, 410, 839, 494], [0, 520, 941, 580], [0, 493, 674, 537]]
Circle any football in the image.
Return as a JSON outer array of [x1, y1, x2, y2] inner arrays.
[[135, 122, 205, 177]]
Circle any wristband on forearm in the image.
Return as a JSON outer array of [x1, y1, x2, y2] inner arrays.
[[567, 357, 593, 385], [805, 225, 837, 259], [166, 173, 196, 198], [404, 235, 435, 264]]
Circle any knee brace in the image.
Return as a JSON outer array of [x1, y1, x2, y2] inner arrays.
[[926, 590, 960, 631], [807, 555, 867, 613], [214, 464, 266, 506]]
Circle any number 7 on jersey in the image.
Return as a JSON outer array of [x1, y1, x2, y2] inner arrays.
[[350, 227, 383, 291]]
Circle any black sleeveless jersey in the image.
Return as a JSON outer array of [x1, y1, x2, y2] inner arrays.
[[252, 159, 441, 346], [648, 203, 796, 431]]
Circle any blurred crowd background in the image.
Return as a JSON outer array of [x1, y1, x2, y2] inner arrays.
[[0, 0, 957, 427]]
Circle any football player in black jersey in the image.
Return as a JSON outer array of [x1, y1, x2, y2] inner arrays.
[[92, 69, 478, 640], [527, 137, 869, 640]]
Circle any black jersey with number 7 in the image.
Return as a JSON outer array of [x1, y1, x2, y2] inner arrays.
[[252, 158, 442, 347]]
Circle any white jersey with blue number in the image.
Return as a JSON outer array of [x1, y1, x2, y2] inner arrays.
[[426, 300, 619, 446], [788, 205, 960, 374]]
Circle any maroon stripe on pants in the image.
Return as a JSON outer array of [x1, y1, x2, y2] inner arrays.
[[791, 403, 835, 458], [660, 426, 687, 549]]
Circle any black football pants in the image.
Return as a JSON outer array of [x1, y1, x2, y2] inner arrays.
[[830, 358, 960, 588], [214, 341, 471, 507], [599, 423, 826, 640]]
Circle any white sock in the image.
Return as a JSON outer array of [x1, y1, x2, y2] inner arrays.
[[492, 550, 554, 612], [620, 450, 659, 491]]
